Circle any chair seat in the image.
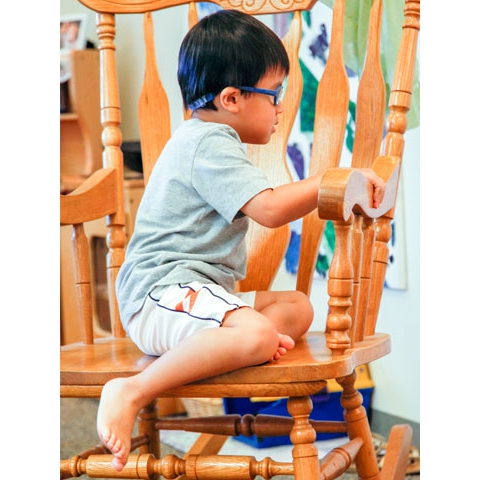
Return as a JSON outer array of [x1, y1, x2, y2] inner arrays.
[[61, 332, 390, 398]]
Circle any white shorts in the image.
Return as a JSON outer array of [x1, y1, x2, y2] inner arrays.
[[126, 282, 256, 356]]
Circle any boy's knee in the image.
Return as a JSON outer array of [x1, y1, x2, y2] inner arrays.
[[292, 291, 314, 335], [293, 290, 314, 321]]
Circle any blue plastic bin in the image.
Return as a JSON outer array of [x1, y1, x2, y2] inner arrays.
[[223, 365, 374, 448]]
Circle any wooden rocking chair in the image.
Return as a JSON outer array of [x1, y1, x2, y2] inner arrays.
[[60, 0, 420, 478]]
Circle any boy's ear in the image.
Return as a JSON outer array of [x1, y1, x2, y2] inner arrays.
[[218, 87, 242, 112]]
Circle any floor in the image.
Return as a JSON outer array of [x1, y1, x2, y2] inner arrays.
[[60, 397, 419, 479]]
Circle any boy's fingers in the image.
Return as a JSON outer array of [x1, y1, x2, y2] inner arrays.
[[373, 183, 384, 208]]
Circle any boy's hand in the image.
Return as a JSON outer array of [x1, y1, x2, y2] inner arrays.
[[360, 168, 385, 209]]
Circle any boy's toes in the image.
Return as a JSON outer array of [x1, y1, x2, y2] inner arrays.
[[106, 436, 119, 453], [101, 433, 123, 457], [112, 456, 125, 472]]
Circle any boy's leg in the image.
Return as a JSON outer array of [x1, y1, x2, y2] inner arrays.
[[254, 289, 314, 341], [97, 305, 292, 471]]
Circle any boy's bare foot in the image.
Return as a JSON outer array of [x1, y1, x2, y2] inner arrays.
[[97, 377, 139, 471], [271, 333, 295, 361]]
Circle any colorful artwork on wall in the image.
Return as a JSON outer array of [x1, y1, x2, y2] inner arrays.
[[275, 3, 408, 290]]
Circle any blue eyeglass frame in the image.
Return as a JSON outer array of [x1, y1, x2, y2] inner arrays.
[[235, 84, 284, 106], [188, 83, 285, 111]]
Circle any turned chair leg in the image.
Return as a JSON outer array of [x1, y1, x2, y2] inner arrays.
[[137, 400, 161, 459], [287, 396, 320, 479], [337, 371, 380, 480]]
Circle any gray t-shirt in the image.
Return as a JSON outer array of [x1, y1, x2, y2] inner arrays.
[[116, 119, 271, 327]]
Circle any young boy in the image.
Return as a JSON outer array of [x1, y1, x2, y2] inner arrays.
[[97, 9, 385, 471]]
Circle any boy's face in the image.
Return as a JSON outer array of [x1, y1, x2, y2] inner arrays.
[[234, 69, 286, 145]]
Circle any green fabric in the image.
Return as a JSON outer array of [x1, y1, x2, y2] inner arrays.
[[319, 0, 420, 129]]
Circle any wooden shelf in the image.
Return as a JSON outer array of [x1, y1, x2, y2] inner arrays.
[[60, 112, 79, 122], [60, 49, 102, 180]]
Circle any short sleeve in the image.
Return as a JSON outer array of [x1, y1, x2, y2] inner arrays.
[[191, 126, 271, 223]]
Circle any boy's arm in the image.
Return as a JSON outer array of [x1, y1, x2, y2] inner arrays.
[[241, 168, 385, 228]]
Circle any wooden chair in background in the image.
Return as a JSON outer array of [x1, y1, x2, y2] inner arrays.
[[60, 0, 420, 478]]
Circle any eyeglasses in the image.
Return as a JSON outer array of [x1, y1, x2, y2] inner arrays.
[[188, 83, 285, 111], [235, 84, 284, 106]]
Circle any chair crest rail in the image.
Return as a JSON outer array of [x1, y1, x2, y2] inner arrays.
[[81, 0, 317, 14]]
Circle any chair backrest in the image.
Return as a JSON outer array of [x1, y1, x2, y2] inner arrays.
[[60, 163, 126, 342], [70, 0, 419, 353]]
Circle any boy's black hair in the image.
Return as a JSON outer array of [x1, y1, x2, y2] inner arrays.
[[178, 9, 289, 111]]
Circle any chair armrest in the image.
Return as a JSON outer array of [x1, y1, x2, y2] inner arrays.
[[60, 167, 118, 225], [317, 155, 400, 222]]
